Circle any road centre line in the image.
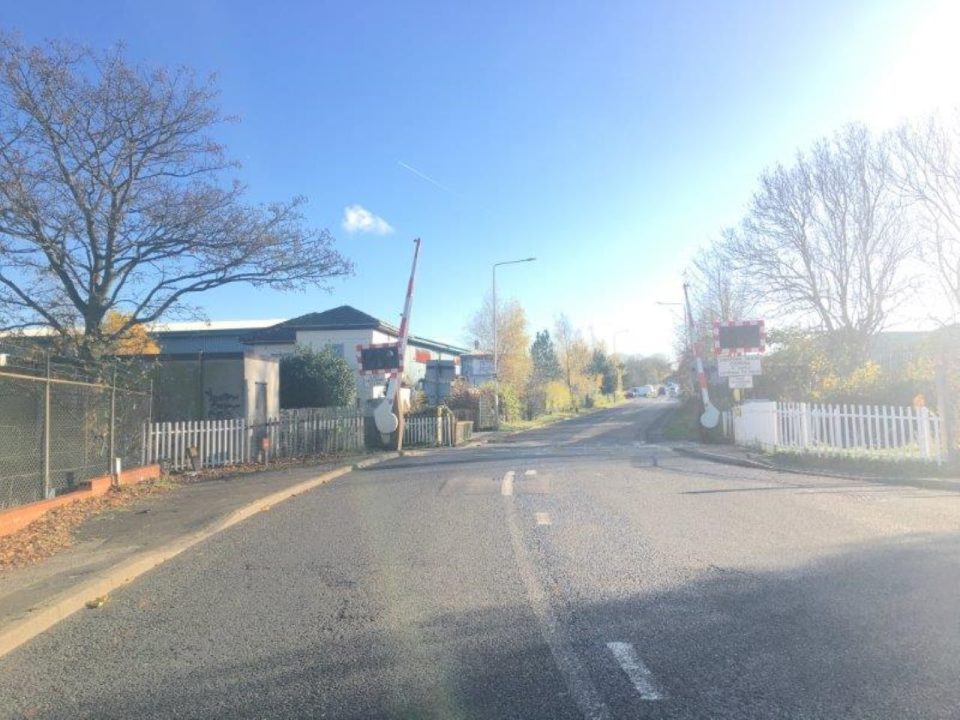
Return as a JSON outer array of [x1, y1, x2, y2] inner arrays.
[[535, 512, 551, 526], [525, 469, 537, 476], [501, 471, 515, 496], [504, 486, 612, 719], [605, 641, 666, 700]]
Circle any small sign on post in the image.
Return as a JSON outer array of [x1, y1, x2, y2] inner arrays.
[[718, 356, 762, 378], [260, 436, 271, 466], [728, 375, 754, 389]]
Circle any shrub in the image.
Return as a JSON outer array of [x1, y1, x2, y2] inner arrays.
[[497, 383, 523, 422], [544, 380, 572, 413], [280, 344, 356, 408]]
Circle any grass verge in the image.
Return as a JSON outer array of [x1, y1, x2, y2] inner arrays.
[[499, 398, 626, 433], [766, 450, 959, 479], [659, 398, 727, 443]]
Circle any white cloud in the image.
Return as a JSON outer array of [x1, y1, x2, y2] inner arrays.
[[341, 204, 394, 235]]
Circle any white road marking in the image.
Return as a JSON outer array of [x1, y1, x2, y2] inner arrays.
[[535, 512, 551, 526], [501, 471, 514, 496], [606, 641, 666, 700], [504, 496, 612, 719], [524, 469, 537, 476]]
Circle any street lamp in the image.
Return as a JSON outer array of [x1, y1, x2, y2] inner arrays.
[[492, 257, 536, 426]]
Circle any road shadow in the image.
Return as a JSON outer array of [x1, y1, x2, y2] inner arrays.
[[3, 535, 958, 719]]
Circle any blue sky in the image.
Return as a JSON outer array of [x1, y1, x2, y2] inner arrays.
[[4, 0, 959, 354]]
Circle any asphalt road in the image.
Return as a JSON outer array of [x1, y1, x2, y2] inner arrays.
[[1, 399, 959, 719]]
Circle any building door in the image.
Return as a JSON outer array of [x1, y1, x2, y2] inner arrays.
[[254, 382, 268, 425]]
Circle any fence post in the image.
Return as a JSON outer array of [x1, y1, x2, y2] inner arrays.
[[42, 352, 51, 500], [109, 364, 117, 482], [799, 402, 810, 451], [918, 407, 931, 460]]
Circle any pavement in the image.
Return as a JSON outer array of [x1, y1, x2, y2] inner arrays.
[[1, 399, 959, 718], [0, 453, 395, 658]]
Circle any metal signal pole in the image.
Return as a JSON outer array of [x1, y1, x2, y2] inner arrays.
[[683, 282, 717, 438]]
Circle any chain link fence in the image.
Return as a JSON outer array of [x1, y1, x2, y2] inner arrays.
[[0, 344, 151, 510]]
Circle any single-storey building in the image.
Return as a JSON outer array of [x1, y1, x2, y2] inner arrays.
[[150, 305, 468, 404], [148, 351, 280, 424], [241, 306, 467, 401]]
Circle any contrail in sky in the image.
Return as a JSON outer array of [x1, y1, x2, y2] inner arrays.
[[397, 159, 456, 194]]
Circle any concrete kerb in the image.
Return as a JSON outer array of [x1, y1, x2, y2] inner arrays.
[[671, 446, 776, 471], [0, 451, 404, 660], [672, 445, 960, 493]]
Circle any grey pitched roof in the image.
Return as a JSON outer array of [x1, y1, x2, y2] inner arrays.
[[241, 305, 468, 354], [241, 305, 398, 344]]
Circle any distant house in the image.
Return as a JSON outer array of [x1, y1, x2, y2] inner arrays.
[[241, 306, 467, 401]]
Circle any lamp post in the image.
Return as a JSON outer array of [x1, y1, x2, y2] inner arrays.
[[492, 257, 536, 426]]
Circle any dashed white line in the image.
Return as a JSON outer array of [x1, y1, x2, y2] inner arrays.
[[504, 493, 612, 719], [501, 471, 515, 496], [606, 641, 666, 700], [535, 512, 551, 526], [524, 469, 537, 476]]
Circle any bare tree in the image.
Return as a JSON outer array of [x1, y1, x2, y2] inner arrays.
[[688, 235, 752, 322], [723, 124, 914, 357], [893, 111, 960, 321], [0, 37, 352, 359], [685, 235, 755, 351]]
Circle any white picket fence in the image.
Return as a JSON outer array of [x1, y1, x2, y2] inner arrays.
[[776, 401, 942, 462], [403, 410, 456, 447], [726, 400, 944, 463], [267, 407, 365, 459], [143, 407, 365, 471]]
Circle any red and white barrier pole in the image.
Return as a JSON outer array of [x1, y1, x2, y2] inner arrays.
[[390, 238, 421, 450]]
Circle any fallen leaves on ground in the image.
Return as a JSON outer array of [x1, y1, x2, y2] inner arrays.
[[85, 594, 108, 609], [173, 453, 340, 484], [0, 454, 346, 572], [0, 479, 178, 572]]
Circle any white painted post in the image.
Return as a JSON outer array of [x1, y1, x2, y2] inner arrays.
[[931, 410, 943, 465], [918, 407, 931, 460], [799, 402, 810, 451]]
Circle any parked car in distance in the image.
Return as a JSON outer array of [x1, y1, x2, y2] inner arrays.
[[631, 385, 655, 398]]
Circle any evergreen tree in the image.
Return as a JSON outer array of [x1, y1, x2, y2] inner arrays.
[[530, 330, 561, 384]]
